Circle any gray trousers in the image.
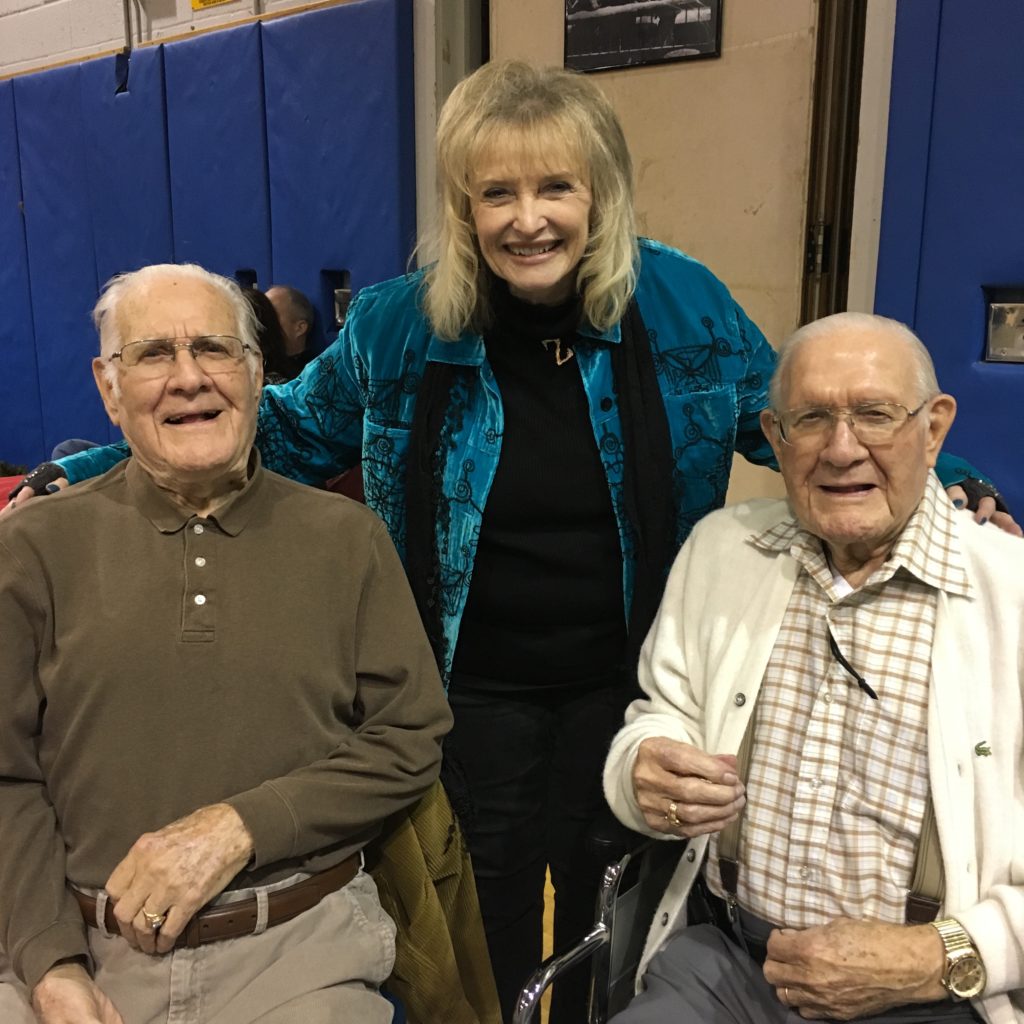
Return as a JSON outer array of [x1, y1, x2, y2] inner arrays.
[[611, 923, 982, 1024], [0, 869, 396, 1024]]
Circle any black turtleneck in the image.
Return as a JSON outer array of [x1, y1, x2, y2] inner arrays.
[[450, 282, 627, 691]]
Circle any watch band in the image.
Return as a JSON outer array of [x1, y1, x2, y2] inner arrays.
[[933, 918, 985, 1000], [934, 918, 974, 952]]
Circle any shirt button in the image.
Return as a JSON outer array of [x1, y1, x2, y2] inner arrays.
[[195, 557, 206, 567], [734, 693, 746, 706], [823, 692, 833, 705], [799, 866, 810, 880], [600, 397, 614, 412], [193, 524, 204, 535], [194, 594, 207, 606]]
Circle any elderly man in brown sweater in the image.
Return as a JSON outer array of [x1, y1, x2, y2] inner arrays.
[[0, 264, 452, 1024]]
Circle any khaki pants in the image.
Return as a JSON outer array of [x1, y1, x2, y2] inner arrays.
[[0, 951, 34, 1024], [1, 870, 396, 1024]]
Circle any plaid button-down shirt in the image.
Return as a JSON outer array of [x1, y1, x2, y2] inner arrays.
[[707, 472, 972, 927]]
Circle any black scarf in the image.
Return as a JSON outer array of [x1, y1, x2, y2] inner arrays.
[[405, 286, 677, 683]]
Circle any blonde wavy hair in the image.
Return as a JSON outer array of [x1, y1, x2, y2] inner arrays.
[[423, 61, 638, 340]]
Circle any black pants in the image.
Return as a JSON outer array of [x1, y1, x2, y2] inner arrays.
[[446, 674, 627, 1024]]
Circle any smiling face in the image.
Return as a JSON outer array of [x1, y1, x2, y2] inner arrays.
[[92, 273, 262, 507], [469, 134, 592, 305], [760, 324, 956, 579]]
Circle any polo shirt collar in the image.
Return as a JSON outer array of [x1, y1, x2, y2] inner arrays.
[[125, 450, 265, 537]]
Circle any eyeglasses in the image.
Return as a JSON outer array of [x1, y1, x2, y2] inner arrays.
[[109, 336, 255, 378], [774, 401, 927, 447]]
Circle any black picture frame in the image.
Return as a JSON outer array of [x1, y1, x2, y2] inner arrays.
[[565, 0, 723, 73]]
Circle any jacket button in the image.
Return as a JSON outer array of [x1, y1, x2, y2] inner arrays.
[[661, 912, 669, 926], [600, 397, 613, 412], [734, 693, 746, 706]]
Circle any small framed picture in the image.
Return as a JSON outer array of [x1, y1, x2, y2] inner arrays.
[[566, 0, 723, 73]]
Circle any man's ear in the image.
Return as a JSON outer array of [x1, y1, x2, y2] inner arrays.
[[760, 408, 784, 461], [924, 393, 957, 467], [91, 358, 121, 427]]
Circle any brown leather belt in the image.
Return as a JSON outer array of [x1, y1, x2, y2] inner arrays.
[[73, 852, 359, 949]]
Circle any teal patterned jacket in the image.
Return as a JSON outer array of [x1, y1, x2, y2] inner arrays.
[[57, 239, 971, 679], [257, 239, 776, 675]]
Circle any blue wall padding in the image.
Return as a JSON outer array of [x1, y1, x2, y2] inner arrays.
[[877, 0, 1024, 513], [79, 46, 175, 284], [164, 24, 272, 285], [262, 0, 416, 347], [0, 0, 414, 468], [873, 2, 941, 329], [0, 81, 45, 467], [13, 65, 113, 454]]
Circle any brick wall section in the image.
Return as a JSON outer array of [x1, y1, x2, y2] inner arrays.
[[0, 0, 315, 77]]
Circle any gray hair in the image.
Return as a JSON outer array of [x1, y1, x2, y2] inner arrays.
[[93, 263, 262, 392], [768, 311, 940, 410]]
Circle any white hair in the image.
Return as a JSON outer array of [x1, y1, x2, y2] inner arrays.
[[768, 311, 940, 410], [94, 263, 262, 394]]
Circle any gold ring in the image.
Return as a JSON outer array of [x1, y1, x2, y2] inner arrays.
[[665, 801, 682, 828], [141, 908, 166, 931]]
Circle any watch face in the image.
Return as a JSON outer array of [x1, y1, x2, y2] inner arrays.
[[949, 956, 986, 999]]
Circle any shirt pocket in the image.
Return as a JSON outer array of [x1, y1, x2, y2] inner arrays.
[[361, 420, 411, 512], [662, 386, 738, 523]]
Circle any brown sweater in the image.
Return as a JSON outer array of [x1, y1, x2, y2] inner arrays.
[[0, 457, 452, 990]]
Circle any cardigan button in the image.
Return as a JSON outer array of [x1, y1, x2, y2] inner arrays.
[[734, 693, 746, 706], [600, 396, 614, 412], [661, 912, 669, 926], [685, 848, 696, 862]]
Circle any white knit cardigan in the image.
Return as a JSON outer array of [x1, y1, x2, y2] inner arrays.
[[603, 494, 1024, 1023]]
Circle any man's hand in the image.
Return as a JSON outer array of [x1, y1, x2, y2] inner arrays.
[[31, 962, 123, 1024], [763, 917, 948, 1020], [105, 803, 254, 955], [945, 484, 1023, 537], [632, 737, 745, 837]]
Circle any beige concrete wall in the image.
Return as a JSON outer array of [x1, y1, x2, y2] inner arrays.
[[490, 0, 820, 503], [0, 0, 324, 78]]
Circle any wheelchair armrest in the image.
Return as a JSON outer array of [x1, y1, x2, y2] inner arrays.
[[512, 921, 612, 1024], [512, 839, 658, 1024], [585, 805, 649, 866]]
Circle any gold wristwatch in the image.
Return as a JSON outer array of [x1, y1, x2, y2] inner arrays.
[[932, 918, 986, 1000]]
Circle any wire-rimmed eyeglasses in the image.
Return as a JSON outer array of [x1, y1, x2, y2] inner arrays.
[[109, 336, 256, 379], [773, 401, 928, 447]]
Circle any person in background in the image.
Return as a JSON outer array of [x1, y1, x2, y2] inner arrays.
[[0, 263, 451, 1024], [242, 287, 294, 383], [604, 313, 1023, 1024], [266, 285, 316, 377], [4, 62, 1017, 1022]]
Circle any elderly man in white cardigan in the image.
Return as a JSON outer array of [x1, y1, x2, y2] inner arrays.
[[604, 313, 1022, 1024]]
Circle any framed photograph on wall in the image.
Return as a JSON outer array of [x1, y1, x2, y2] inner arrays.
[[566, 0, 722, 73]]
